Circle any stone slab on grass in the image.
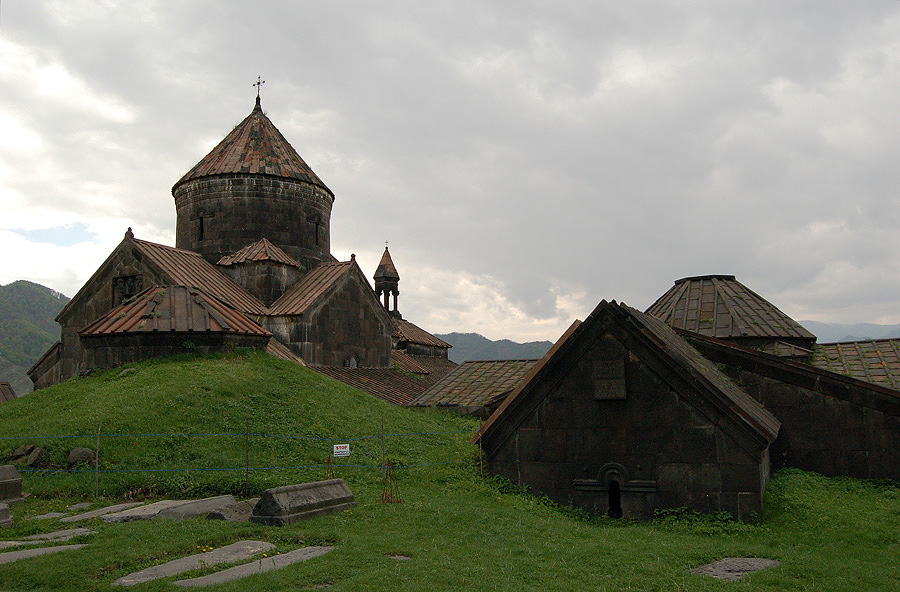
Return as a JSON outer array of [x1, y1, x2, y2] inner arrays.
[[0, 544, 88, 565], [0, 502, 11, 528], [113, 540, 275, 586], [68, 502, 93, 511], [156, 496, 236, 520], [30, 512, 69, 520], [690, 557, 780, 581], [207, 498, 259, 522], [0, 465, 23, 503], [173, 546, 334, 587], [61, 502, 143, 523], [22, 528, 95, 542], [251, 480, 356, 526], [101, 500, 190, 523], [0, 541, 24, 549]]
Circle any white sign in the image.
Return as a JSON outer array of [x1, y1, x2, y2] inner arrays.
[[333, 444, 350, 458]]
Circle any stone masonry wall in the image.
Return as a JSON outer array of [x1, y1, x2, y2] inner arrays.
[[174, 175, 333, 270]]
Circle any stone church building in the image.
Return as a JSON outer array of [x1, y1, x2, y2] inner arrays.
[[29, 96, 454, 398]]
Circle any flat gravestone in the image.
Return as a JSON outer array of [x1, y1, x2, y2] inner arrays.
[[112, 540, 275, 586], [0, 544, 88, 565], [691, 558, 780, 581], [68, 502, 93, 511], [101, 500, 190, 523], [29, 512, 69, 521], [207, 498, 259, 522], [251, 480, 356, 526], [22, 528, 95, 542], [156, 495, 236, 520], [61, 502, 144, 523], [172, 546, 334, 587], [0, 465, 23, 503]]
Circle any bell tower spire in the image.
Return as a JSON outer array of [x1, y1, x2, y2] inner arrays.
[[374, 242, 401, 318]]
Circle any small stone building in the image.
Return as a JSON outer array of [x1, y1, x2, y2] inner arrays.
[[476, 301, 780, 520]]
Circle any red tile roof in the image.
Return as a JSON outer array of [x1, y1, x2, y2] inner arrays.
[[217, 238, 300, 267], [132, 238, 268, 315], [646, 275, 815, 343], [80, 285, 271, 336], [267, 261, 353, 315], [393, 318, 452, 348], [312, 366, 429, 405], [412, 359, 538, 408], [173, 98, 332, 196], [812, 339, 900, 390]]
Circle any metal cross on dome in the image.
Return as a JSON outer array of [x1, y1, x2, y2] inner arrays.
[[253, 76, 266, 98]]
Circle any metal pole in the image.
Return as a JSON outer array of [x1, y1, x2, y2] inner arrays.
[[94, 422, 102, 498]]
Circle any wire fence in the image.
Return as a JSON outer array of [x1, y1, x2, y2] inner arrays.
[[3, 424, 480, 497]]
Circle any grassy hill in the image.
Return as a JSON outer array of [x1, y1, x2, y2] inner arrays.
[[0, 280, 69, 395], [1, 352, 899, 591]]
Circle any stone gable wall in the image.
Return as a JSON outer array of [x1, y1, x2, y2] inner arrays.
[[487, 332, 766, 519]]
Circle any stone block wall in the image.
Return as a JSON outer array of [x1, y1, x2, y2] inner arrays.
[[174, 175, 333, 270], [222, 262, 303, 307]]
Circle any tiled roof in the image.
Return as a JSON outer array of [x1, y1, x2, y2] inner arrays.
[[80, 285, 271, 336], [267, 261, 353, 315], [266, 338, 307, 366], [391, 351, 432, 374], [812, 339, 900, 390], [217, 238, 300, 267], [312, 366, 429, 405], [374, 247, 400, 281], [132, 238, 268, 315], [412, 359, 538, 408], [0, 382, 16, 404], [173, 98, 332, 196], [478, 302, 781, 447], [646, 275, 815, 343], [391, 352, 457, 384], [393, 318, 452, 348]]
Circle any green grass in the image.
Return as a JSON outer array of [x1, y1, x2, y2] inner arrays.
[[1, 352, 899, 591]]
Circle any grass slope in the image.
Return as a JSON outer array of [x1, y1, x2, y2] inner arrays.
[[1, 352, 899, 591]]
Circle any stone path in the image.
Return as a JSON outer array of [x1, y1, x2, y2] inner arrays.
[[0, 544, 88, 565], [112, 540, 274, 586], [690, 557, 780, 581], [61, 502, 143, 523], [172, 546, 334, 587]]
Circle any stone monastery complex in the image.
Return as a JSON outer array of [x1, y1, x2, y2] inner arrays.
[[25, 95, 900, 520]]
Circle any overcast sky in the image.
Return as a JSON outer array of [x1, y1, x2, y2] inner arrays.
[[2, 1, 900, 342]]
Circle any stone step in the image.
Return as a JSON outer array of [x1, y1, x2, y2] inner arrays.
[[113, 540, 275, 586], [0, 544, 88, 565], [172, 546, 334, 587]]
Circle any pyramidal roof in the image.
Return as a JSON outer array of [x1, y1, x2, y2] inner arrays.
[[646, 275, 816, 342], [217, 238, 300, 267], [173, 97, 332, 195], [374, 246, 400, 281]]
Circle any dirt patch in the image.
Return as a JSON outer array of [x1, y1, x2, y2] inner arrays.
[[690, 557, 780, 581]]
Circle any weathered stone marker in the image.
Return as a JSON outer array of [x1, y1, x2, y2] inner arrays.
[[0, 502, 11, 528], [172, 546, 334, 587], [0, 465, 23, 503], [250, 479, 356, 526]]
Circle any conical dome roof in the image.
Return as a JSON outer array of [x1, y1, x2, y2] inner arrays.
[[172, 97, 332, 196], [374, 246, 400, 282]]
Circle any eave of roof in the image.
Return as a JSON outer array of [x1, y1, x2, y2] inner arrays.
[[393, 318, 452, 348]]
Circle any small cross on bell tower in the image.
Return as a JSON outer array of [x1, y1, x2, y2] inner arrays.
[[253, 76, 266, 109]]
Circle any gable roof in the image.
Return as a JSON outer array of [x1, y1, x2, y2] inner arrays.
[[646, 275, 815, 343], [681, 331, 900, 417], [312, 366, 429, 405], [0, 382, 16, 404], [80, 285, 271, 337], [393, 318, 452, 348], [267, 260, 354, 315], [412, 359, 538, 409], [173, 98, 332, 196], [477, 301, 780, 453], [217, 238, 301, 267]]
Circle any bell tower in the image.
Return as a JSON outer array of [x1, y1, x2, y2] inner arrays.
[[374, 245, 401, 318]]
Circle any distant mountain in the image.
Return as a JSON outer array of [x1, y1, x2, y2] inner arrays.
[[799, 320, 900, 344], [436, 332, 553, 364], [0, 280, 69, 395]]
